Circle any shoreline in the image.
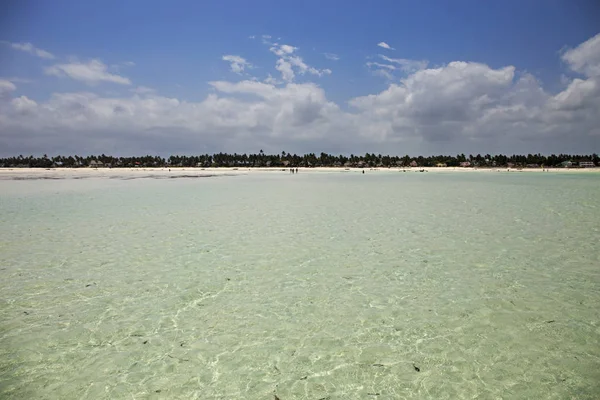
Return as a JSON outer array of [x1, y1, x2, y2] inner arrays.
[[1, 166, 599, 180]]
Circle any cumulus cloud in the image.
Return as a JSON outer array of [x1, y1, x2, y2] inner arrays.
[[289, 56, 331, 77], [4, 41, 55, 59], [269, 43, 331, 82], [222, 55, 253, 74], [276, 58, 295, 82], [1, 33, 600, 156], [561, 33, 600, 78], [377, 42, 394, 50], [351, 62, 518, 140], [45, 59, 131, 85], [0, 79, 16, 91], [11, 96, 38, 113], [270, 44, 296, 56], [0, 79, 17, 99], [0, 80, 347, 155], [264, 74, 282, 85]]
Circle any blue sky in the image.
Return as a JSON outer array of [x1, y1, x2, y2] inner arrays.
[[1, 0, 599, 156]]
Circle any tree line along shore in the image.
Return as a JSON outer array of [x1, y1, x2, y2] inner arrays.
[[1, 152, 598, 169]]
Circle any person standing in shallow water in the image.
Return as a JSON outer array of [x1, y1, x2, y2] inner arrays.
[[295, 168, 298, 173]]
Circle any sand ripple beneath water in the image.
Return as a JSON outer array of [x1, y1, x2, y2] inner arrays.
[[1, 171, 599, 399]]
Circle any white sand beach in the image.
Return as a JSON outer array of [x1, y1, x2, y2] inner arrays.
[[0, 166, 598, 180]]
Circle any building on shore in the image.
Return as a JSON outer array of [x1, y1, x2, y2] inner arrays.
[[89, 160, 104, 168]]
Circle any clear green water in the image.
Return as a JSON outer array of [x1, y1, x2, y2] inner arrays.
[[1, 171, 599, 399]]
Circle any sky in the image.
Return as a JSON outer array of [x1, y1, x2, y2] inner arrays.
[[0, 0, 599, 157]]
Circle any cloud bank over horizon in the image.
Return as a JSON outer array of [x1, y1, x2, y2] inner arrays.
[[1, 32, 599, 157]]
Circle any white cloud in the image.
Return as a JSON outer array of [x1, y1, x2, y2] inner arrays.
[[366, 62, 396, 80], [324, 53, 340, 61], [367, 56, 429, 81], [289, 56, 331, 77], [222, 55, 253, 74], [0, 79, 17, 98], [122, 61, 136, 67], [0, 81, 345, 155], [269, 44, 331, 82], [348, 58, 600, 148], [4, 41, 55, 59], [377, 42, 395, 50], [1, 33, 600, 156], [270, 44, 296, 56], [11, 96, 38, 113], [264, 74, 282, 85], [367, 62, 397, 70], [379, 55, 428, 73], [276, 58, 295, 82], [562, 32, 600, 78], [45, 59, 131, 85]]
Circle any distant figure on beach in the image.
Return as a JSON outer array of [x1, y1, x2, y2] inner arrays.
[[295, 168, 298, 173], [362, 170, 365, 174]]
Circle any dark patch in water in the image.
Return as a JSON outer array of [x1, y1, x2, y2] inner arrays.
[[111, 174, 238, 180], [10, 176, 62, 181], [167, 174, 236, 179], [4, 173, 239, 181], [167, 354, 189, 362]]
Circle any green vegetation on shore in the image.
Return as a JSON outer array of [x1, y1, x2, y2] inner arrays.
[[0, 152, 598, 168]]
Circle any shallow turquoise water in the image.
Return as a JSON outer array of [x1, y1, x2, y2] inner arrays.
[[1, 171, 599, 399]]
